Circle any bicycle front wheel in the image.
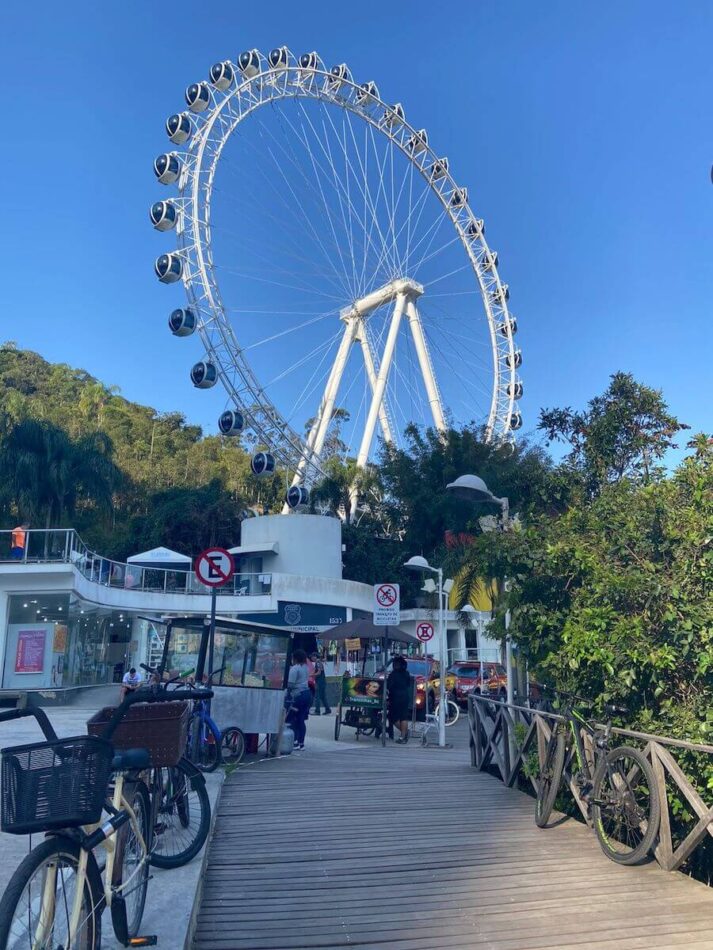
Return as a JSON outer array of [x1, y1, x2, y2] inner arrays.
[[149, 758, 211, 869], [188, 714, 221, 772], [435, 700, 460, 726], [0, 836, 103, 950], [592, 745, 660, 865], [221, 726, 246, 765], [111, 779, 151, 943], [535, 727, 566, 828]]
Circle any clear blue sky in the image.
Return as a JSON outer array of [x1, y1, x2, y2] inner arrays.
[[2, 0, 711, 454]]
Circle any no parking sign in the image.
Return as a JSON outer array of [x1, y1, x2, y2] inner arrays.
[[416, 621, 434, 643], [195, 547, 234, 588]]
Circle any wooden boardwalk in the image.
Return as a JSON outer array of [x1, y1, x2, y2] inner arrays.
[[192, 722, 713, 950]]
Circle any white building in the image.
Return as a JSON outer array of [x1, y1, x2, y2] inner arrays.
[[0, 516, 496, 697]]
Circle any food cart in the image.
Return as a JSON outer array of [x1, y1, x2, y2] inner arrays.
[[156, 615, 293, 755], [323, 619, 419, 746]]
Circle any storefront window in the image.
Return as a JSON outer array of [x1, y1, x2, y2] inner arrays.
[[2, 594, 134, 689]]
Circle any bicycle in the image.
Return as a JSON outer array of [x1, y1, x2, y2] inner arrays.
[[135, 664, 215, 865], [535, 690, 661, 865], [0, 686, 207, 948], [185, 667, 226, 772]]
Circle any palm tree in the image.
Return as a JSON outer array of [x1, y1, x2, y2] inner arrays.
[[0, 419, 120, 539], [310, 457, 380, 523]]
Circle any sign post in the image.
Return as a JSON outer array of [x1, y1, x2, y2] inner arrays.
[[373, 583, 400, 746], [194, 547, 235, 681]]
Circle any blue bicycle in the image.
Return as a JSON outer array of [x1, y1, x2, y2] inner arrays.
[[187, 668, 225, 773]]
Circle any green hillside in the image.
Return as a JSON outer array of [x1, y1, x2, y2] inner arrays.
[[0, 342, 283, 557]]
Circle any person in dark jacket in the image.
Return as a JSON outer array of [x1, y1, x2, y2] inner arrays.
[[387, 655, 411, 744]]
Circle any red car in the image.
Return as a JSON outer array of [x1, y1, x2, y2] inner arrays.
[[448, 661, 506, 706]]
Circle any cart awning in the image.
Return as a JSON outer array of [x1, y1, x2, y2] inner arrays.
[[320, 618, 418, 644]]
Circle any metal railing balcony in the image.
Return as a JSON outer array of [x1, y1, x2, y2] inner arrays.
[[0, 528, 271, 597]]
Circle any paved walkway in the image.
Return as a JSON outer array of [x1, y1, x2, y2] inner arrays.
[[192, 716, 713, 950]]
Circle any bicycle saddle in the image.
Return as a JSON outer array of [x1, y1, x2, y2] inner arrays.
[[112, 747, 151, 771], [604, 703, 628, 716]]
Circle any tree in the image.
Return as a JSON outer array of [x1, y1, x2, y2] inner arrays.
[[130, 480, 245, 555], [0, 418, 120, 530], [539, 372, 687, 494]]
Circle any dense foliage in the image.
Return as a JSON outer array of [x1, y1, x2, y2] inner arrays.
[[0, 342, 282, 556]]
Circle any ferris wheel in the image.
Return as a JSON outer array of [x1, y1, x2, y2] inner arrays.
[[151, 47, 522, 508]]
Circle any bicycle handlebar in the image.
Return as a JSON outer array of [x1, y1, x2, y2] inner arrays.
[[0, 705, 59, 742]]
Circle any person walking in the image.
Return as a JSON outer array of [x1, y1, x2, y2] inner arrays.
[[311, 651, 331, 715], [387, 655, 412, 744], [287, 649, 312, 750], [10, 522, 29, 560]]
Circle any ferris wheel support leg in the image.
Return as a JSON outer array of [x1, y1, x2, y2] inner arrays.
[[289, 316, 358, 491], [405, 299, 447, 434], [355, 319, 394, 446], [349, 293, 407, 517]]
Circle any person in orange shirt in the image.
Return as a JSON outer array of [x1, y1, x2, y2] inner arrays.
[[10, 522, 29, 560]]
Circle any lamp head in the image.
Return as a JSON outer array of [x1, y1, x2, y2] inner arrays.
[[446, 473, 495, 503], [421, 578, 437, 594], [461, 604, 477, 615], [404, 555, 432, 573]]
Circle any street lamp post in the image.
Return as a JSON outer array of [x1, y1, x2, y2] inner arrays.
[[404, 555, 449, 748], [446, 474, 514, 709]]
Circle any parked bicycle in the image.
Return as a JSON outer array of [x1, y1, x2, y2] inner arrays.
[[535, 689, 661, 865], [0, 686, 209, 948], [142, 662, 246, 771]]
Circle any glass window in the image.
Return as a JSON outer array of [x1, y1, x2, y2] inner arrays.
[[163, 624, 290, 689]]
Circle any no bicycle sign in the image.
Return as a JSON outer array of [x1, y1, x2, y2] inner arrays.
[[195, 547, 234, 588], [373, 582, 400, 626]]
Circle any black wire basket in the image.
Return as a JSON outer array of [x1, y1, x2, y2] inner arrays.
[[1, 735, 114, 835]]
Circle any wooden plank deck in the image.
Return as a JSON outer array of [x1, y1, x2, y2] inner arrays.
[[191, 721, 713, 950]]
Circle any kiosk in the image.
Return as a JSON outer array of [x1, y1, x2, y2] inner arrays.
[[324, 619, 419, 745]]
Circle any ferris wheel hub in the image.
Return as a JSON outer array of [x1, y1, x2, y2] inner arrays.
[[339, 277, 424, 322]]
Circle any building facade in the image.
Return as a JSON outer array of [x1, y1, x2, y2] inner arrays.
[[0, 515, 497, 695]]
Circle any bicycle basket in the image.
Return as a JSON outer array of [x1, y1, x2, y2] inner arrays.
[[87, 701, 189, 767], [1, 735, 113, 835]]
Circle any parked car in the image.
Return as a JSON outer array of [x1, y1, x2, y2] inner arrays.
[[446, 661, 506, 706]]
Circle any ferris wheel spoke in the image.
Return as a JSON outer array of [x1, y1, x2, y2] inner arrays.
[[317, 103, 398, 296], [281, 330, 346, 422], [405, 211, 456, 275], [356, 126, 406, 297], [425, 262, 475, 288], [341, 105, 400, 286], [211, 167, 350, 299], [205, 185, 350, 300], [271, 100, 376, 300], [373, 176, 433, 287], [242, 308, 342, 352], [247, 113, 355, 298], [293, 101, 363, 295], [212, 263, 343, 301]]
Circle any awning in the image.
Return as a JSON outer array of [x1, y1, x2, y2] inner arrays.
[[320, 618, 418, 644], [228, 542, 279, 557], [127, 546, 192, 571]]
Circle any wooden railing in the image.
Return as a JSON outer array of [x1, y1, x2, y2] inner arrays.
[[467, 693, 713, 874]]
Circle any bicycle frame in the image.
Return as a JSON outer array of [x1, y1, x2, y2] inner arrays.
[[33, 772, 148, 947]]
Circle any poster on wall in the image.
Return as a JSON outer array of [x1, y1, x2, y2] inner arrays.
[[15, 629, 47, 673], [52, 624, 68, 653]]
